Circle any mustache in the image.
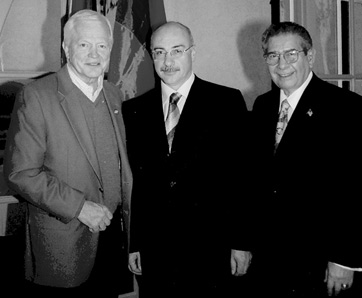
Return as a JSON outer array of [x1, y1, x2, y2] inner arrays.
[[161, 66, 180, 72]]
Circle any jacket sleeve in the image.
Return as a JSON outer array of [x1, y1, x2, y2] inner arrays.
[[3, 84, 85, 223]]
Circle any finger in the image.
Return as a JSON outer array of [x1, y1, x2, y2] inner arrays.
[[128, 261, 141, 274], [89, 227, 98, 233], [104, 217, 111, 226], [99, 223, 107, 231], [334, 283, 343, 295], [128, 266, 142, 275], [231, 259, 236, 275], [129, 261, 137, 271], [137, 257, 142, 271], [237, 265, 246, 275], [102, 206, 113, 220], [324, 269, 328, 283], [327, 279, 334, 296]]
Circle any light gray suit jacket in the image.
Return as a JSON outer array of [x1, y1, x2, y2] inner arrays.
[[4, 65, 132, 287]]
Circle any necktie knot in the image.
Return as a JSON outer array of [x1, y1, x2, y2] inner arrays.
[[280, 99, 291, 120], [169, 92, 181, 105]]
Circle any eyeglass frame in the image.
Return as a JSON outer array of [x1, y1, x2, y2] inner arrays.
[[151, 45, 194, 60], [263, 49, 306, 66]]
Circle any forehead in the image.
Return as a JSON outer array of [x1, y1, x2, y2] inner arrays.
[[73, 19, 110, 40], [268, 33, 302, 52], [152, 25, 190, 48]]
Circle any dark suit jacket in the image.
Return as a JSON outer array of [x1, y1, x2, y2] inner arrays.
[[123, 76, 252, 285], [4, 66, 132, 287], [251, 73, 362, 273]]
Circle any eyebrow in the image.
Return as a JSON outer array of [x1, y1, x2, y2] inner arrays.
[[267, 48, 298, 54], [152, 44, 186, 50]]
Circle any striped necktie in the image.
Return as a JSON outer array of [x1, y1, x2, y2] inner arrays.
[[275, 99, 290, 151], [165, 92, 182, 152]]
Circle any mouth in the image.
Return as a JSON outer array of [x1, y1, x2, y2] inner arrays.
[[86, 62, 101, 67], [161, 67, 179, 73], [278, 72, 294, 78]]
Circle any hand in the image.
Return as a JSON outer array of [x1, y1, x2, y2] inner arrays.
[[78, 201, 113, 233], [325, 261, 354, 296], [128, 252, 142, 275], [231, 249, 252, 276]]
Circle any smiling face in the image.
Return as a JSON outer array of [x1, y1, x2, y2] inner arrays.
[[267, 33, 315, 97], [63, 19, 112, 86], [151, 23, 195, 90]]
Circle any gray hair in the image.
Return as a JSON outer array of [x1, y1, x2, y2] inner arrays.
[[63, 9, 113, 47]]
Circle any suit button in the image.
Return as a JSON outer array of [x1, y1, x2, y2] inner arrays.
[[170, 181, 176, 187]]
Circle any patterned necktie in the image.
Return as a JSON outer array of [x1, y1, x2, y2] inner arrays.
[[165, 92, 182, 152], [275, 99, 291, 150]]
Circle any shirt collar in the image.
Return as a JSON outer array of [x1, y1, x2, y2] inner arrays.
[[162, 72, 195, 118], [162, 72, 195, 101], [67, 64, 104, 102], [280, 71, 313, 111]]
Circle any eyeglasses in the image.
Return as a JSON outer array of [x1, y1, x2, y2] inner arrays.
[[264, 49, 305, 66], [151, 45, 194, 60]]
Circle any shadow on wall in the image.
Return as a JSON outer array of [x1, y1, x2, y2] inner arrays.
[[39, 1, 62, 72], [237, 21, 271, 110]]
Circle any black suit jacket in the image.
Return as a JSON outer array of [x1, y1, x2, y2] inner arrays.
[[123, 76, 252, 283], [252, 73, 362, 271]]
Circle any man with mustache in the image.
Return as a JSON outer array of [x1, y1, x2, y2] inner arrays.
[[123, 21, 253, 298]]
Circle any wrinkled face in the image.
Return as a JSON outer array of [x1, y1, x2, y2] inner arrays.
[[151, 24, 195, 90], [63, 19, 112, 85], [267, 33, 315, 97]]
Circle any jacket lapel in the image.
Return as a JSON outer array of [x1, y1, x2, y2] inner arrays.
[[102, 83, 133, 208], [276, 74, 319, 152], [56, 66, 102, 185], [170, 77, 202, 153], [150, 87, 171, 155]]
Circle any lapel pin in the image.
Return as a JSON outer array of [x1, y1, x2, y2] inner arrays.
[[307, 109, 313, 117]]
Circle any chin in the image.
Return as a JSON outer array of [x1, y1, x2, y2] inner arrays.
[[85, 71, 103, 78], [163, 76, 178, 85]]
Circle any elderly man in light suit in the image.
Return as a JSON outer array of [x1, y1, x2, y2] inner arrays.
[[4, 9, 132, 298]]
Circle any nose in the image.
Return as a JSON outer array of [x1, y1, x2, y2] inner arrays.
[[163, 53, 174, 65], [277, 54, 289, 69], [89, 46, 99, 58]]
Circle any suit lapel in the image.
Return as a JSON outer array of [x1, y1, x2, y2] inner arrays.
[[57, 66, 102, 184], [150, 87, 171, 154], [103, 84, 133, 207], [276, 74, 319, 152], [171, 77, 203, 153]]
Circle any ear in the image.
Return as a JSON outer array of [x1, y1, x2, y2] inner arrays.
[[191, 46, 196, 61], [307, 48, 316, 67], [62, 42, 69, 61]]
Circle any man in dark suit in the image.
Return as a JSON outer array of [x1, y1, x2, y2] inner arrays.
[[123, 21, 253, 298], [3, 9, 132, 298], [250, 21, 362, 297]]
